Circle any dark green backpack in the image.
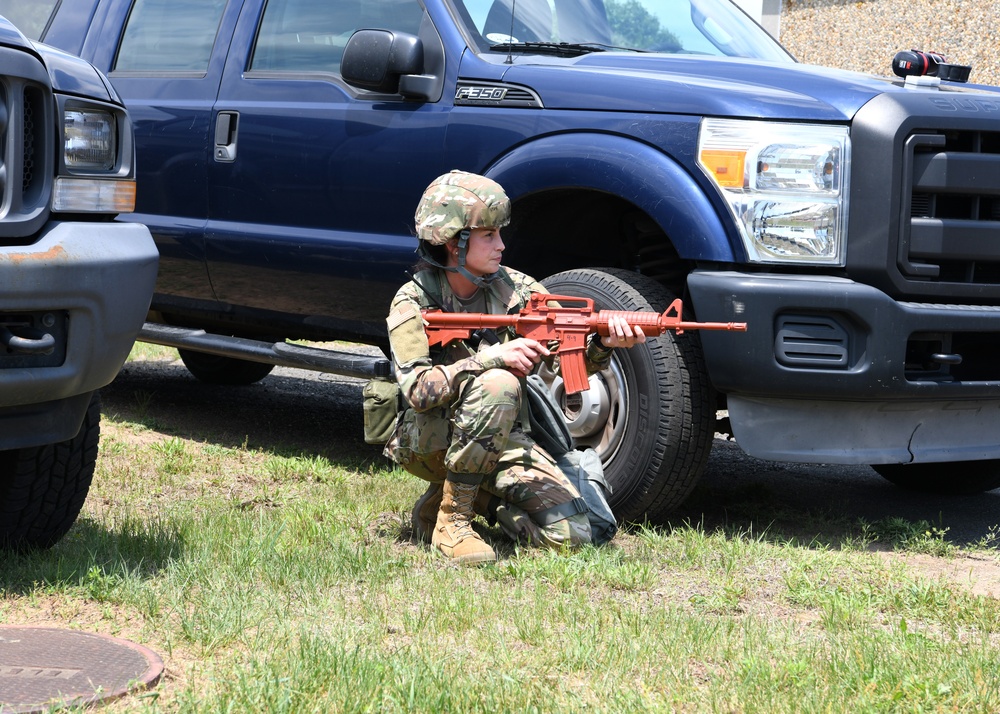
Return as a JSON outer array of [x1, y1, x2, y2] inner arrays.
[[525, 375, 618, 545]]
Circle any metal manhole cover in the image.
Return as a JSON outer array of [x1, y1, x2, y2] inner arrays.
[[0, 626, 163, 714]]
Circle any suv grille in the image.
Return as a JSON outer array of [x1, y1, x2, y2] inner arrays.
[[22, 86, 42, 199], [0, 45, 54, 241], [901, 129, 1000, 284]]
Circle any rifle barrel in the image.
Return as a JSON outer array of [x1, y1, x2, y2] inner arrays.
[[673, 321, 748, 332]]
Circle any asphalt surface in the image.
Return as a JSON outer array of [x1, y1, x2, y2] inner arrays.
[[101, 357, 1000, 547]]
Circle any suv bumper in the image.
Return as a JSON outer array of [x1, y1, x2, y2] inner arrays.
[[0, 221, 157, 449], [688, 270, 1000, 465]]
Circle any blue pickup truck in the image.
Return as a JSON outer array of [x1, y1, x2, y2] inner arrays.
[[14, 0, 1000, 520], [0, 13, 157, 549]]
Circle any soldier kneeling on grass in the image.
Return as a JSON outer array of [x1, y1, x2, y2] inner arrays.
[[382, 170, 644, 566]]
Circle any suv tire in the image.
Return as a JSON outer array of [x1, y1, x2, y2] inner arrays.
[[0, 392, 101, 551]]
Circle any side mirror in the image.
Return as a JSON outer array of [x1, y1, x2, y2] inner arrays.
[[342, 29, 424, 95]]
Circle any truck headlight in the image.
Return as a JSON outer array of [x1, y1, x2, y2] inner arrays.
[[53, 102, 135, 213], [698, 119, 850, 265], [64, 109, 116, 171]]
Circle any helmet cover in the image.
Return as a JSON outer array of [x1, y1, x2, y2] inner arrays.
[[414, 170, 511, 245]]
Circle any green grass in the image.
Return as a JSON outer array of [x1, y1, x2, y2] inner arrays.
[[126, 343, 178, 363], [4, 353, 1000, 711]]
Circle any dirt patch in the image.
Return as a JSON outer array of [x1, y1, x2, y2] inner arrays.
[[878, 552, 1000, 598]]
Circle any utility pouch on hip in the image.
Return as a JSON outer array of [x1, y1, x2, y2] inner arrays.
[[363, 378, 401, 445]]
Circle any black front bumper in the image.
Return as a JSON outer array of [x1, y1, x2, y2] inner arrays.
[[688, 270, 1000, 464]]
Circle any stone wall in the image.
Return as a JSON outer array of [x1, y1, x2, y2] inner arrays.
[[779, 0, 1000, 86]]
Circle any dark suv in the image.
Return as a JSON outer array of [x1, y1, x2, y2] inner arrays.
[[19, 0, 1000, 519], [0, 11, 156, 549]]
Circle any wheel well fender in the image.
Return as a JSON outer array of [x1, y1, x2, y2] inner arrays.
[[484, 132, 739, 262]]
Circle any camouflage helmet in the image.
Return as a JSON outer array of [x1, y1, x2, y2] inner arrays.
[[414, 170, 511, 245]]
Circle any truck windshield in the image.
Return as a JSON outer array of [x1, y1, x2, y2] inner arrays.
[[453, 0, 792, 62], [0, 0, 59, 40]]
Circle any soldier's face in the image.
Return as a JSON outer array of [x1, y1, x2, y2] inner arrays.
[[454, 227, 505, 276]]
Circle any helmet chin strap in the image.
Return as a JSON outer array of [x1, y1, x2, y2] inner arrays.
[[417, 230, 500, 288]]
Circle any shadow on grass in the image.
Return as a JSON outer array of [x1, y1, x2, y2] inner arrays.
[[650, 439, 1000, 551], [0, 517, 184, 595], [103, 360, 1000, 553], [102, 359, 385, 467]]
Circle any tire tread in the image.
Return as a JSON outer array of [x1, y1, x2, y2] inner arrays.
[[0, 392, 101, 551], [543, 268, 714, 522]]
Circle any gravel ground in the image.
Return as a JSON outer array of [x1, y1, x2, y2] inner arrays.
[[779, 0, 1000, 86]]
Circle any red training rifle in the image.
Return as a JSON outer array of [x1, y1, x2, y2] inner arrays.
[[422, 293, 747, 394]]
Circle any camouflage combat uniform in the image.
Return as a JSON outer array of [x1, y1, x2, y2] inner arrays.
[[384, 266, 612, 549]]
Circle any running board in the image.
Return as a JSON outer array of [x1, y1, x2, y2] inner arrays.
[[138, 323, 391, 379]]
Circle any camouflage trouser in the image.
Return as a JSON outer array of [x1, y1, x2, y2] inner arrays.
[[387, 368, 591, 549]]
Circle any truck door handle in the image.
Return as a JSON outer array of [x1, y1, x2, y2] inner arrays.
[[214, 111, 239, 162]]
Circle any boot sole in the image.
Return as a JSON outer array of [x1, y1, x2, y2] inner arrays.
[[449, 551, 497, 566], [434, 539, 497, 566]]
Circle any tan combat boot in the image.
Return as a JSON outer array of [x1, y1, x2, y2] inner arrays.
[[432, 476, 497, 566], [411, 481, 443, 544]]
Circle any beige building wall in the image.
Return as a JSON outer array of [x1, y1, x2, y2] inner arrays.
[[779, 0, 1000, 85]]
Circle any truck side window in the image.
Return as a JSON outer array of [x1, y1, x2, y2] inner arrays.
[[114, 0, 227, 72], [250, 0, 424, 74]]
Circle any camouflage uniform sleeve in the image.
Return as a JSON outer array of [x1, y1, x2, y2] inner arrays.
[[387, 286, 506, 413], [584, 334, 614, 373], [513, 270, 614, 376]]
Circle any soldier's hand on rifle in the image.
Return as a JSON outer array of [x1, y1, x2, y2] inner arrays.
[[601, 315, 647, 349], [484, 337, 551, 377]]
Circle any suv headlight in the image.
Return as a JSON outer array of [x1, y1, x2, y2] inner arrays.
[[698, 119, 850, 265], [52, 101, 135, 213], [64, 109, 116, 171]]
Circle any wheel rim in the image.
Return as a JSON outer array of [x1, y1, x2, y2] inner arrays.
[[537, 355, 629, 465]]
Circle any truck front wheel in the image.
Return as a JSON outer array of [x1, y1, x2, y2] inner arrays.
[[541, 268, 714, 522], [0, 392, 101, 551], [873, 461, 1000, 495]]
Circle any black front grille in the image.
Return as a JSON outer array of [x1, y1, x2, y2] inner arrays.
[[901, 129, 1000, 284], [0, 45, 54, 241], [22, 86, 42, 200]]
